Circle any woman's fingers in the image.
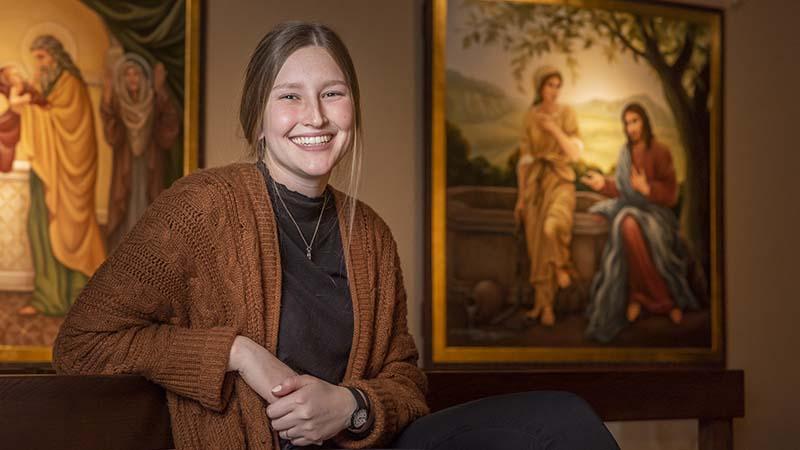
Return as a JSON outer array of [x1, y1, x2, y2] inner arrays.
[[267, 376, 347, 445], [272, 410, 303, 432], [266, 396, 298, 420], [278, 427, 315, 446], [275, 418, 324, 446], [272, 411, 315, 445]]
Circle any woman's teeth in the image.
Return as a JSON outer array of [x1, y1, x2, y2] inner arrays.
[[291, 135, 332, 146]]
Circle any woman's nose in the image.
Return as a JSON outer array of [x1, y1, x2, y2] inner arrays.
[[303, 98, 327, 128]]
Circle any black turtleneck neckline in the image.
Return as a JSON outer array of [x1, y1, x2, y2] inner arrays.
[[255, 160, 353, 390]]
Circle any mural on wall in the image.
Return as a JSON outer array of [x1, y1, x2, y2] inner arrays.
[[429, 0, 723, 365], [0, 0, 200, 363]]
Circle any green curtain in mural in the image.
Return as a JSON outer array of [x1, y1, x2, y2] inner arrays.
[[80, 0, 186, 184]]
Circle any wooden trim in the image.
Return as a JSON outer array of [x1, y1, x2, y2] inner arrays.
[[0, 375, 172, 450], [426, 369, 744, 421], [0, 369, 743, 449]]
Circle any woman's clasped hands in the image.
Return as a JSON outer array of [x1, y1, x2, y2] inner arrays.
[[228, 336, 357, 447]]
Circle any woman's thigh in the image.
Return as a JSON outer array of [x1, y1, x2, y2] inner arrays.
[[391, 391, 619, 450]]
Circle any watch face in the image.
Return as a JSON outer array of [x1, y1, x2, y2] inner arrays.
[[352, 408, 368, 429]]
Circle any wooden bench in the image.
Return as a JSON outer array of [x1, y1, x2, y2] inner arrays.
[[0, 369, 743, 449]]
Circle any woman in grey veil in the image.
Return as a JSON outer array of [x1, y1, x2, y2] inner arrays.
[[101, 53, 180, 252]]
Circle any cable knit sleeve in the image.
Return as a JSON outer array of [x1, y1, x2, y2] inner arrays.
[[52, 178, 238, 412], [333, 224, 429, 448]]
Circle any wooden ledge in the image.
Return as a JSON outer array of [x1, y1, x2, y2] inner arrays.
[[0, 369, 743, 450], [426, 369, 744, 422]]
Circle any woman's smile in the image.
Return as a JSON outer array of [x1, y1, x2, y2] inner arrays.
[[289, 133, 335, 150]]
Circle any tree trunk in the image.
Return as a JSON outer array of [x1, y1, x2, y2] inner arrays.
[[653, 64, 711, 275]]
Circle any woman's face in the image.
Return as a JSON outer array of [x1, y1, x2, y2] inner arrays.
[[540, 76, 562, 104], [262, 46, 353, 185], [124, 65, 142, 95]]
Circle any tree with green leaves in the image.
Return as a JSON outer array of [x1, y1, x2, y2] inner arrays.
[[459, 0, 714, 268]]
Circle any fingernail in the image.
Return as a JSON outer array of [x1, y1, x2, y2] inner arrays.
[[271, 385, 282, 393]]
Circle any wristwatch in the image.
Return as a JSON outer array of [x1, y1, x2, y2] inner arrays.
[[345, 386, 369, 432]]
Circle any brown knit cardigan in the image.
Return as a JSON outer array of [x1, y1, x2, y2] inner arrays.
[[53, 163, 429, 449]]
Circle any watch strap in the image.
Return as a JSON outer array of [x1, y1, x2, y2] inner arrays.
[[346, 386, 366, 409]]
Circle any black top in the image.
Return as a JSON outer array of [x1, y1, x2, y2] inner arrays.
[[256, 161, 353, 386]]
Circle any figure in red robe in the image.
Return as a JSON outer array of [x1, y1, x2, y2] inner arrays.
[[581, 103, 699, 342], [0, 65, 46, 172]]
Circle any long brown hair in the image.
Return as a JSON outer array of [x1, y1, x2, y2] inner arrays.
[[621, 102, 654, 150], [239, 21, 363, 238]]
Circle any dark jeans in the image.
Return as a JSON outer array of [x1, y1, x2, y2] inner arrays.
[[390, 391, 619, 450]]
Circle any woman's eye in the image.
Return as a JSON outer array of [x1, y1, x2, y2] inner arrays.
[[280, 94, 299, 100], [323, 91, 344, 98]]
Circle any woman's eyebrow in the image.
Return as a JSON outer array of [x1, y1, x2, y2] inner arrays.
[[272, 82, 303, 90], [321, 79, 347, 88], [272, 80, 347, 90]]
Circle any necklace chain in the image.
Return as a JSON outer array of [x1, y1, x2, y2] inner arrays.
[[272, 179, 329, 260]]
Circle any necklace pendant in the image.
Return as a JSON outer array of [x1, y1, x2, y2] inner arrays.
[[306, 248, 312, 260]]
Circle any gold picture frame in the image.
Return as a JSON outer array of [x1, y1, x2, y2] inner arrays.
[[0, 0, 202, 363], [428, 0, 723, 366]]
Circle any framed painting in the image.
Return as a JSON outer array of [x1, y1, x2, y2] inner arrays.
[[0, 0, 201, 364], [427, 0, 723, 366]]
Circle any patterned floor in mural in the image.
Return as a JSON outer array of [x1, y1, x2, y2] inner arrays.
[[0, 292, 63, 347]]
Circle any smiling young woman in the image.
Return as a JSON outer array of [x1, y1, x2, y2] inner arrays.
[[261, 46, 354, 194], [52, 22, 618, 450]]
